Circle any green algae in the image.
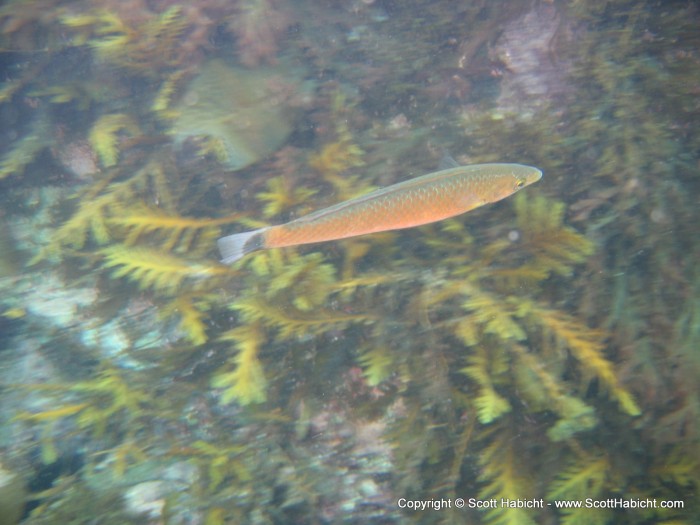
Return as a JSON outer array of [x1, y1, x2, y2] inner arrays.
[[170, 60, 299, 170]]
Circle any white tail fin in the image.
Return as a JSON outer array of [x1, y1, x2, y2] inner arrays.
[[217, 228, 267, 264]]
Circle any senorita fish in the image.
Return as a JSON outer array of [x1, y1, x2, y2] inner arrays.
[[217, 158, 542, 264]]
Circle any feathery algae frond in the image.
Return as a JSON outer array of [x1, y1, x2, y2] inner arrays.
[[515, 193, 595, 277], [89, 114, 140, 167], [212, 324, 267, 405], [100, 245, 229, 294], [109, 207, 241, 254]]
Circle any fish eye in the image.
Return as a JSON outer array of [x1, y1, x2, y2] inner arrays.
[[515, 179, 525, 189]]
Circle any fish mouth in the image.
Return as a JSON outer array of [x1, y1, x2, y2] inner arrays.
[[528, 167, 543, 183]]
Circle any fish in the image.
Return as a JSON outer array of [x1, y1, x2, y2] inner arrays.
[[217, 159, 542, 264]]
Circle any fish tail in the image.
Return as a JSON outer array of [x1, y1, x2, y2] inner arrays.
[[217, 228, 268, 264]]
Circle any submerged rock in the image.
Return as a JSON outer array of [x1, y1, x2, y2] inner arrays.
[[0, 463, 25, 525], [492, 3, 573, 118], [171, 60, 306, 170]]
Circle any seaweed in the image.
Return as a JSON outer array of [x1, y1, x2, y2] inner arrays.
[[109, 206, 240, 255], [88, 114, 140, 168], [256, 176, 318, 219], [211, 324, 268, 406], [513, 193, 595, 277], [231, 294, 371, 340], [14, 403, 90, 463], [14, 367, 155, 464], [460, 347, 511, 424], [477, 429, 537, 525], [100, 245, 229, 295], [531, 304, 640, 417], [308, 126, 365, 179], [184, 440, 249, 491], [35, 189, 116, 259], [32, 159, 176, 261], [161, 293, 217, 346], [61, 6, 187, 74], [0, 115, 50, 180], [151, 69, 189, 115], [357, 346, 394, 387], [546, 453, 611, 525], [308, 94, 367, 181], [229, 250, 374, 339]]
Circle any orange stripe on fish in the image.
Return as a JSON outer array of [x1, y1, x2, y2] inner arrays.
[[217, 162, 542, 264]]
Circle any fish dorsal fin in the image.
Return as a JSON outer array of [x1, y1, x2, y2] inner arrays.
[[438, 151, 460, 170]]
